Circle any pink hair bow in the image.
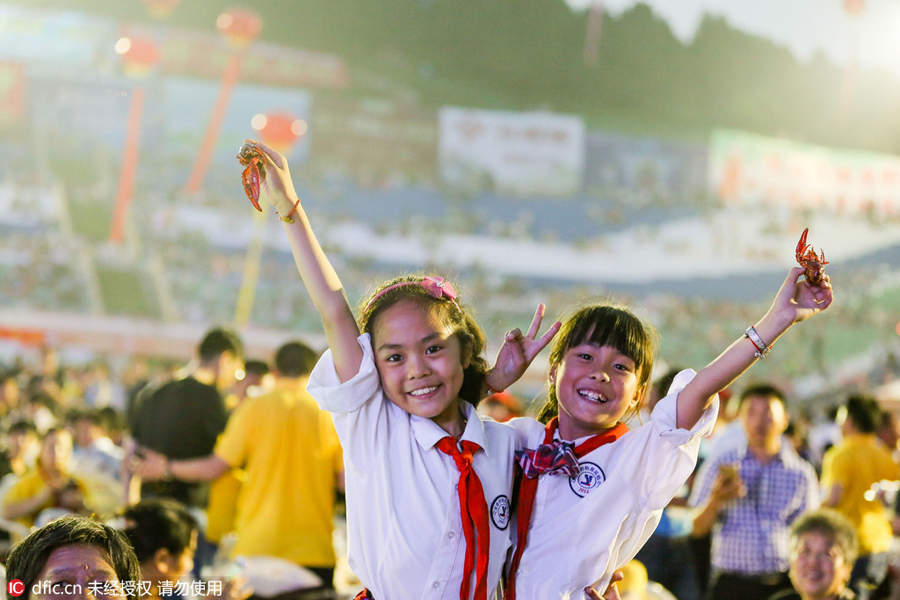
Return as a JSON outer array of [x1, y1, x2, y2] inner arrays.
[[363, 276, 460, 313], [421, 276, 457, 302]]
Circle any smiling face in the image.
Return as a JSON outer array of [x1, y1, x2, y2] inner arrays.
[[789, 531, 852, 600], [552, 343, 644, 440], [371, 299, 469, 433]]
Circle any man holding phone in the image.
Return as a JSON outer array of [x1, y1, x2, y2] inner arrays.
[[689, 384, 820, 600]]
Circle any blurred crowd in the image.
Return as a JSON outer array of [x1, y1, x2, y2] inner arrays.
[[2, 328, 900, 600]]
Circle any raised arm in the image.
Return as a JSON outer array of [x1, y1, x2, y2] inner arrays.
[[249, 139, 362, 382], [676, 266, 834, 429]]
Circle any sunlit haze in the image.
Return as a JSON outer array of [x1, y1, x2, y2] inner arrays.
[[567, 0, 900, 79]]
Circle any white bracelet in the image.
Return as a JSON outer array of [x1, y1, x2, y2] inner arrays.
[[743, 326, 773, 359]]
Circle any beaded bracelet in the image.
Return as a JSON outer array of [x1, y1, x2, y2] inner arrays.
[[743, 326, 773, 359], [277, 198, 302, 223]]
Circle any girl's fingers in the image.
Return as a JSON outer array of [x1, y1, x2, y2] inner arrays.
[[584, 587, 602, 600], [243, 138, 284, 169], [525, 304, 546, 339], [535, 320, 562, 349], [779, 267, 804, 297]]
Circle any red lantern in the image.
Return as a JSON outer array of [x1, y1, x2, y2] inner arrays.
[[184, 7, 263, 194], [115, 36, 160, 78], [251, 112, 307, 154], [217, 8, 264, 49], [142, 0, 181, 19], [844, 0, 865, 16]]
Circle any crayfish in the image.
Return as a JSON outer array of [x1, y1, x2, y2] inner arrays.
[[237, 142, 266, 211], [795, 227, 828, 285]]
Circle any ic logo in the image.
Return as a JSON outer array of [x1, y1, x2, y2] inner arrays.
[[8, 579, 25, 597]]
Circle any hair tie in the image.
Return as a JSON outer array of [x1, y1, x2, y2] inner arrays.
[[364, 276, 459, 313]]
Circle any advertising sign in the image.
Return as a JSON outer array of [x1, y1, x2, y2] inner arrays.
[[709, 129, 900, 215], [439, 107, 585, 197]]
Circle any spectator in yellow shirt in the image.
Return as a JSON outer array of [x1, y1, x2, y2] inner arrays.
[[821, 396, 899, 599], [135, 341, 343, 592]]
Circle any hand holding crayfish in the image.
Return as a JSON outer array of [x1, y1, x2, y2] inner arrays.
[[237, 142, 267, 211], [795, 227, 828, 285], [236, 139, 302, 220], [771, 231, 833, 327]]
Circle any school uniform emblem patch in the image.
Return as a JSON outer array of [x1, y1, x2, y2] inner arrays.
[[569, 462, 606, 497], [491, 495, 510, 530]]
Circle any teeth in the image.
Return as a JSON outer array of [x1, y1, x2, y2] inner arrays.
[[409, 386, 438, 397], [579, 389, 608, 403]]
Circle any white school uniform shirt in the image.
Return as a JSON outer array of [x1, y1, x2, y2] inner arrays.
[[307, 333, 517, 600], [506, 369, 718, 600]]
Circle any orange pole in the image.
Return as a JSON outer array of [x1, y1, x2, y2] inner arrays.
[[110, 86, 145, 245], [184, 51, 244, 194]]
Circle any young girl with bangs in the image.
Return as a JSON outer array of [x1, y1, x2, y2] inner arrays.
[[504, 269, 834, 600], [241, 140, 560, 600]]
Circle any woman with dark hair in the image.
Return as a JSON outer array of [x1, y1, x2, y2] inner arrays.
[[769, 509, 859, 600], [120, 498, 198, 600], [5, 514, 141, 600], [120, 498, 249, 600]]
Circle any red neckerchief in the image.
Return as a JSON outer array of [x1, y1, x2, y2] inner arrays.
[[437, 436, 491, 600], [505, 416, 628, 600]]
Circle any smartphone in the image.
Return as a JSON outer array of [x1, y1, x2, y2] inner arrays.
[[718, 462, 740, 483]]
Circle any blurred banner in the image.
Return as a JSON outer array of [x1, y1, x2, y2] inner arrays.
[[583, 131, 707, 206], [26, 77, 311, 174], [161, 33, 349, 90], [0, 6, 347, 90], [0, 61, 25, 133], [0, 7, 112, 69], [709, 129, 900, 216], [310, 97, 437, 187], [0, 326, 45, 346], [438, 107, 585, 197]]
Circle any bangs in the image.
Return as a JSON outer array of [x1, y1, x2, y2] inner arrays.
[[555, 305, 656, 382]]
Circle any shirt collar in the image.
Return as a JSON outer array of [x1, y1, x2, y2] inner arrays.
[[273, 377, 307, 391], [737, 442, 792, 464], [412, 401, 489, 456]]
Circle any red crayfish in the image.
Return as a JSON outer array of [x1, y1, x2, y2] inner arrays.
[[795, 227, 828, 285], [237, 142, 266, 211]]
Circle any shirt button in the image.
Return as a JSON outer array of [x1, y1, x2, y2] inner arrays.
[[448, 532, 455, 539], [433, 582, 440, 589]]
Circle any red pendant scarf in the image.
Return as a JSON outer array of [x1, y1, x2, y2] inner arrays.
[[505, 417, 628, 600], [437, 436, 491, 600]]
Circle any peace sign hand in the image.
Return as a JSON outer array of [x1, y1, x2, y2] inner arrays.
[[485, 304, 561, 395]]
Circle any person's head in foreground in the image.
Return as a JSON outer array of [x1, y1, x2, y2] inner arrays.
[[787, 509, 858, 600], [120, 498, 199, 595], [5, 514, 141, 600]]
